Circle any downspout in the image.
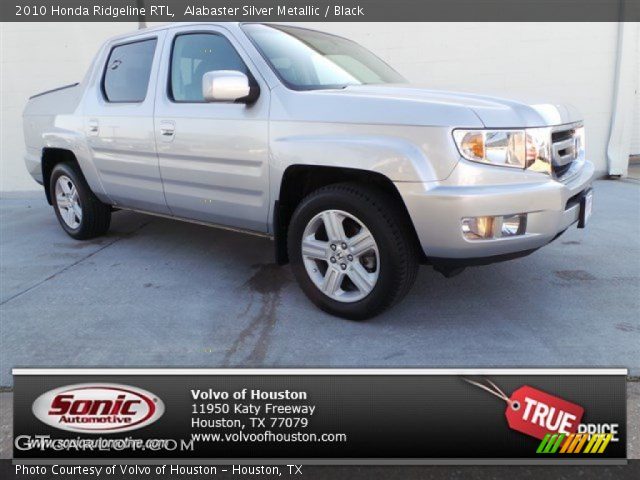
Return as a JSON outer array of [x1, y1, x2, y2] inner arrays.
[[606, 20, 639, 177]]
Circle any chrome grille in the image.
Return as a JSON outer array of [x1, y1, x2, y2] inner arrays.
[[551, 125, 581, 179]]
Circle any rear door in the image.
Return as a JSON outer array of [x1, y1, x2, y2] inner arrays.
[[154, 25, 270, 232], [84, 31, 170, 214]]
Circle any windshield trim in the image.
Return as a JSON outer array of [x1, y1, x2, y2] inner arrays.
[[240, 22, 406, 92]]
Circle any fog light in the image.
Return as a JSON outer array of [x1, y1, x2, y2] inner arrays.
[[501, 214, 527, 237], [462, 214, 527, 240], [462, 216, 495, 240]]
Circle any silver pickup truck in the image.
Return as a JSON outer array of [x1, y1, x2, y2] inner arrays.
[[23, 23, 594, 319]]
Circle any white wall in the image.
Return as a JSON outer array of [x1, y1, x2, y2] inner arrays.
[[0, 22, 635, 191]]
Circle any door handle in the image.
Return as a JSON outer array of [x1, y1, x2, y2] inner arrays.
[[88, 119, 99, 135], [159, 121, 175, 142]]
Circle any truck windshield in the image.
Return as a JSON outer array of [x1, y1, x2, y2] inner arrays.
[[242, 24, 406, 90]]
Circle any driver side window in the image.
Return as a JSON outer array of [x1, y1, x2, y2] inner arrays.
[[170, 33, 249, 102]]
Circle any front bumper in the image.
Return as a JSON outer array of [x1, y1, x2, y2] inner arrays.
[[396, 158, 595, 261]]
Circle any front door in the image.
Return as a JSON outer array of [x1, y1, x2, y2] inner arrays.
[[154, 26, 270, 232]]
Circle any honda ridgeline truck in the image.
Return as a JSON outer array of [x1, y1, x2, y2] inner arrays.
[[23, 23, 594, 319]]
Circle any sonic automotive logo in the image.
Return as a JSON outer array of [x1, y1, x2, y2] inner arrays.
[[32, 384, 164, 433]]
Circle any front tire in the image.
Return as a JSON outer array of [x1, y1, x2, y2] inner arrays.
[[50, 162, 111, 240], [288, 183, 419, 320]]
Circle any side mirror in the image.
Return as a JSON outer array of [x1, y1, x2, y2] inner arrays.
[[202, 70, 258, 103]]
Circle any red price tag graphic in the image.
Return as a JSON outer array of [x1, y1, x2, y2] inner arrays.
[[465, 379, 584, 440], [507, 385, 584, 439]]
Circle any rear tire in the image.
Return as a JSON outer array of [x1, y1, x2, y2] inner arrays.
[[50, 162, 111, 240], [287, 183, 419, 320]]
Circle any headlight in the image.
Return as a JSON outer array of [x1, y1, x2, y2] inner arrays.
[[524, 127, 552, 174], [574, 125, 585, 159], [453, 127, 552, 171]]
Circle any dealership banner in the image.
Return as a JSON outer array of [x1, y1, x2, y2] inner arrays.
[[2, 0, 639, 22], [12, 368, 627, 465]]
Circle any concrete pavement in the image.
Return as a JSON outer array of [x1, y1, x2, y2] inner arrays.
[[1, 179, 639, 388]]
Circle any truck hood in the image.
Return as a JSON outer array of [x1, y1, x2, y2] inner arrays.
[[342, 84, 582, 127], [274, 83, 582, 128]]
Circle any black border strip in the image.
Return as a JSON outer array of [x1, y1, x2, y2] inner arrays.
[[4, 0, 640, 22]]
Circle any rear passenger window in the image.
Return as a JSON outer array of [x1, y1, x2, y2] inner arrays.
[[170, 33, 249, 102], [103, 39, 157, 103]]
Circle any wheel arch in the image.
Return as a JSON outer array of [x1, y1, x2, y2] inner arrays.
[[273, 165, 426, 265], [41, 148, 81, 205]]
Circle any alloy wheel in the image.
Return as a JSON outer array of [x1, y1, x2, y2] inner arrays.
[[301, 210, 380, 303], [55, 175, 82, 229]]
